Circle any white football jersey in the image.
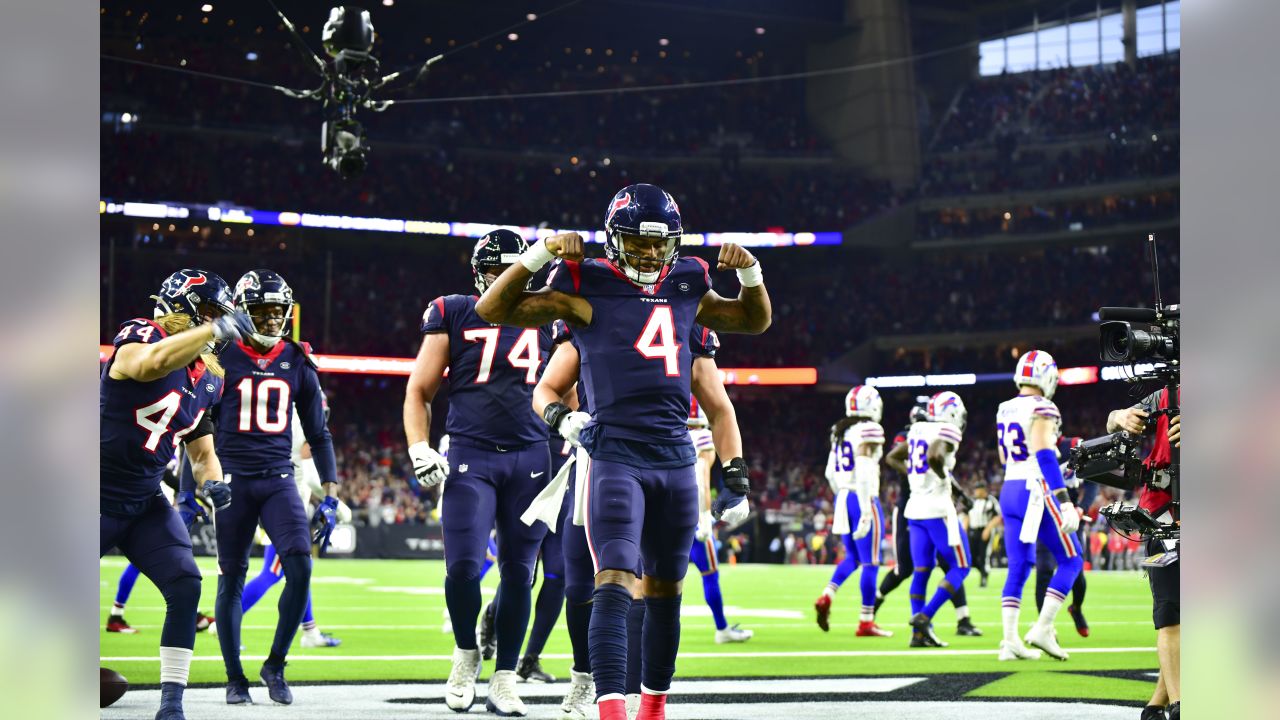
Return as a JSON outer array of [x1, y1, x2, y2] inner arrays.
[[996, 394, 1061, 482], [903, 420, 962, 520], [828, 420, 885, 491], [689, 427, 714, 455]]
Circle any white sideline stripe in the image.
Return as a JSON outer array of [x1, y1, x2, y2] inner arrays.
[[101, 646, 1156, 662], [102, 685, 1143, 720]]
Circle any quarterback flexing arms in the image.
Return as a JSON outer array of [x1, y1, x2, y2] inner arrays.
[[477, 183, 769, 720]]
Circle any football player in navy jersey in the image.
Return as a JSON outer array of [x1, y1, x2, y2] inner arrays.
[[530, 319, 596, 719], [477, 183, 770, 720], [403, 229, 554, 716], [212, 270, 341, 706], [101, 269, 251, 720]]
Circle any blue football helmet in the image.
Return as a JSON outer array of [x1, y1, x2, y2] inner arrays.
[[152, 269, 235, 324], [603, 183, 683, 284], [471, 229, 529, 293], [233, 269, 295, 348]]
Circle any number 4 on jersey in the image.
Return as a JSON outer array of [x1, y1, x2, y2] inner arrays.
[[635, 306, 680, 376]]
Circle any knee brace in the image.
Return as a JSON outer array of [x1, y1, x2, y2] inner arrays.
[[278, 552, 312, 585], [498, 559, 534, 588], [162, 574, 202, 613]]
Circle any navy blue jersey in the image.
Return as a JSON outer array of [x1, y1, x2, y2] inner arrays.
[[101, 318, 224, 514], [214, 340, 338, 483], [422, 294, 552, 448], [545, 256, 711, 445]]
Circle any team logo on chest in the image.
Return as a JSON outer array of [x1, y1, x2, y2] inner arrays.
[[255, 358, 273, 370]]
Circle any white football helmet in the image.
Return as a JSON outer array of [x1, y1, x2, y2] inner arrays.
[[927, 391, 967, 431], [1014, 349, 1060, 400], [844, 385, 883, 423], [687, 395, 709, 429]]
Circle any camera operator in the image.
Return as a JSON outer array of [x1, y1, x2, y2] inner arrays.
[[1107, 386, 1180, 720]]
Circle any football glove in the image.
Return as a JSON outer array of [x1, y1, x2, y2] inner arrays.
[[199, 479, 232, 512], [852, 503, 873, 540], [408, 441, 448, 491], [712, 457, 751, 525], [311, 495, 339, 553], [210, 311, 256, 343], [1057, 501, 1081, 534], [176, 490, 208, 533]]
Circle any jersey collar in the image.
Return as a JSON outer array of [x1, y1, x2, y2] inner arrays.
[[236, 339, 288, 368]]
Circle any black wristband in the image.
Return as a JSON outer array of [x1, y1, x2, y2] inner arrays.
[[1053, 488, 1070, 504], [722, 457, 749, 494], [542, 402, 571, 431]]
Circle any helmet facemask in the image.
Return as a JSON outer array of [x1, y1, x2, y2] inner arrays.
[[611, 229, 678, 285], [244, 301, 292, 349]]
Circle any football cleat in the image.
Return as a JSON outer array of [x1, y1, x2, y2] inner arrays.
[[1068, 604, 1090, 637], [479, 601, 498, 661], [814, 594, 832, 632], [997, 639, 1043, 661], [225, 676, 254, 705], [856, 620, 893, 637], [956, 617, 984, 636], [558, 670, 595, 720], [715, 624, 754, 643], [1024, 623, 1069, 660], [1166, 701, 1179, 720], [195, 612, 215, 632], [301, 630, 342, 648], [106, 617, 137, 634], [445, 646, 482, 712], [259, 663, 293, 705], [484, 669, 528, 717], [908, 613, 948, 648], [516, 654, 555, 683], [1139, 705, 1168, 720]]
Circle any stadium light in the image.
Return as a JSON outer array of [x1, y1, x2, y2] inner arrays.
[[100, 198, 843, 247]]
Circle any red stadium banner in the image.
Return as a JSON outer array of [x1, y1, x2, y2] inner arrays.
[[98, 346, 818, 386]]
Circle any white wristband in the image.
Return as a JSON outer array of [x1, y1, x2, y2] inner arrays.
[[519, 242, 556, 273], [736, 261, 763, 287]]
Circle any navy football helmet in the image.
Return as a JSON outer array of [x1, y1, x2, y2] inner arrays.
[[603, 183, 683, 284], [471, 229, 529, 293], [152, 269, 235, 324], [233, 269, 295, 348]]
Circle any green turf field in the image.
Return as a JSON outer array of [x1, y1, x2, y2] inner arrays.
[[99, 556, 1157, 703]]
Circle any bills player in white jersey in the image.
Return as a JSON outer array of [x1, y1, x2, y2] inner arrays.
[[814, 385, 891, 637], [208, 411, 351, 648], [995, 350, 1083, 661], [886, 391, 971, 648], [687, 397, 753, 644]]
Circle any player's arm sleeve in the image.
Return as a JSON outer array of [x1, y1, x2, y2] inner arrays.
[[182, 412, 216, 443], [421, 296, 451, 335], [297, 364, 339, 487], [689, 323, 719, 359]]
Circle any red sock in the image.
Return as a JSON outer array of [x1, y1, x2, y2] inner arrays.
[[636, 691, 667, 720], [598, 696, 628, 720]]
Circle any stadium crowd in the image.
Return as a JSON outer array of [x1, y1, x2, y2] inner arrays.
[[930, 54, 1179, 151]]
